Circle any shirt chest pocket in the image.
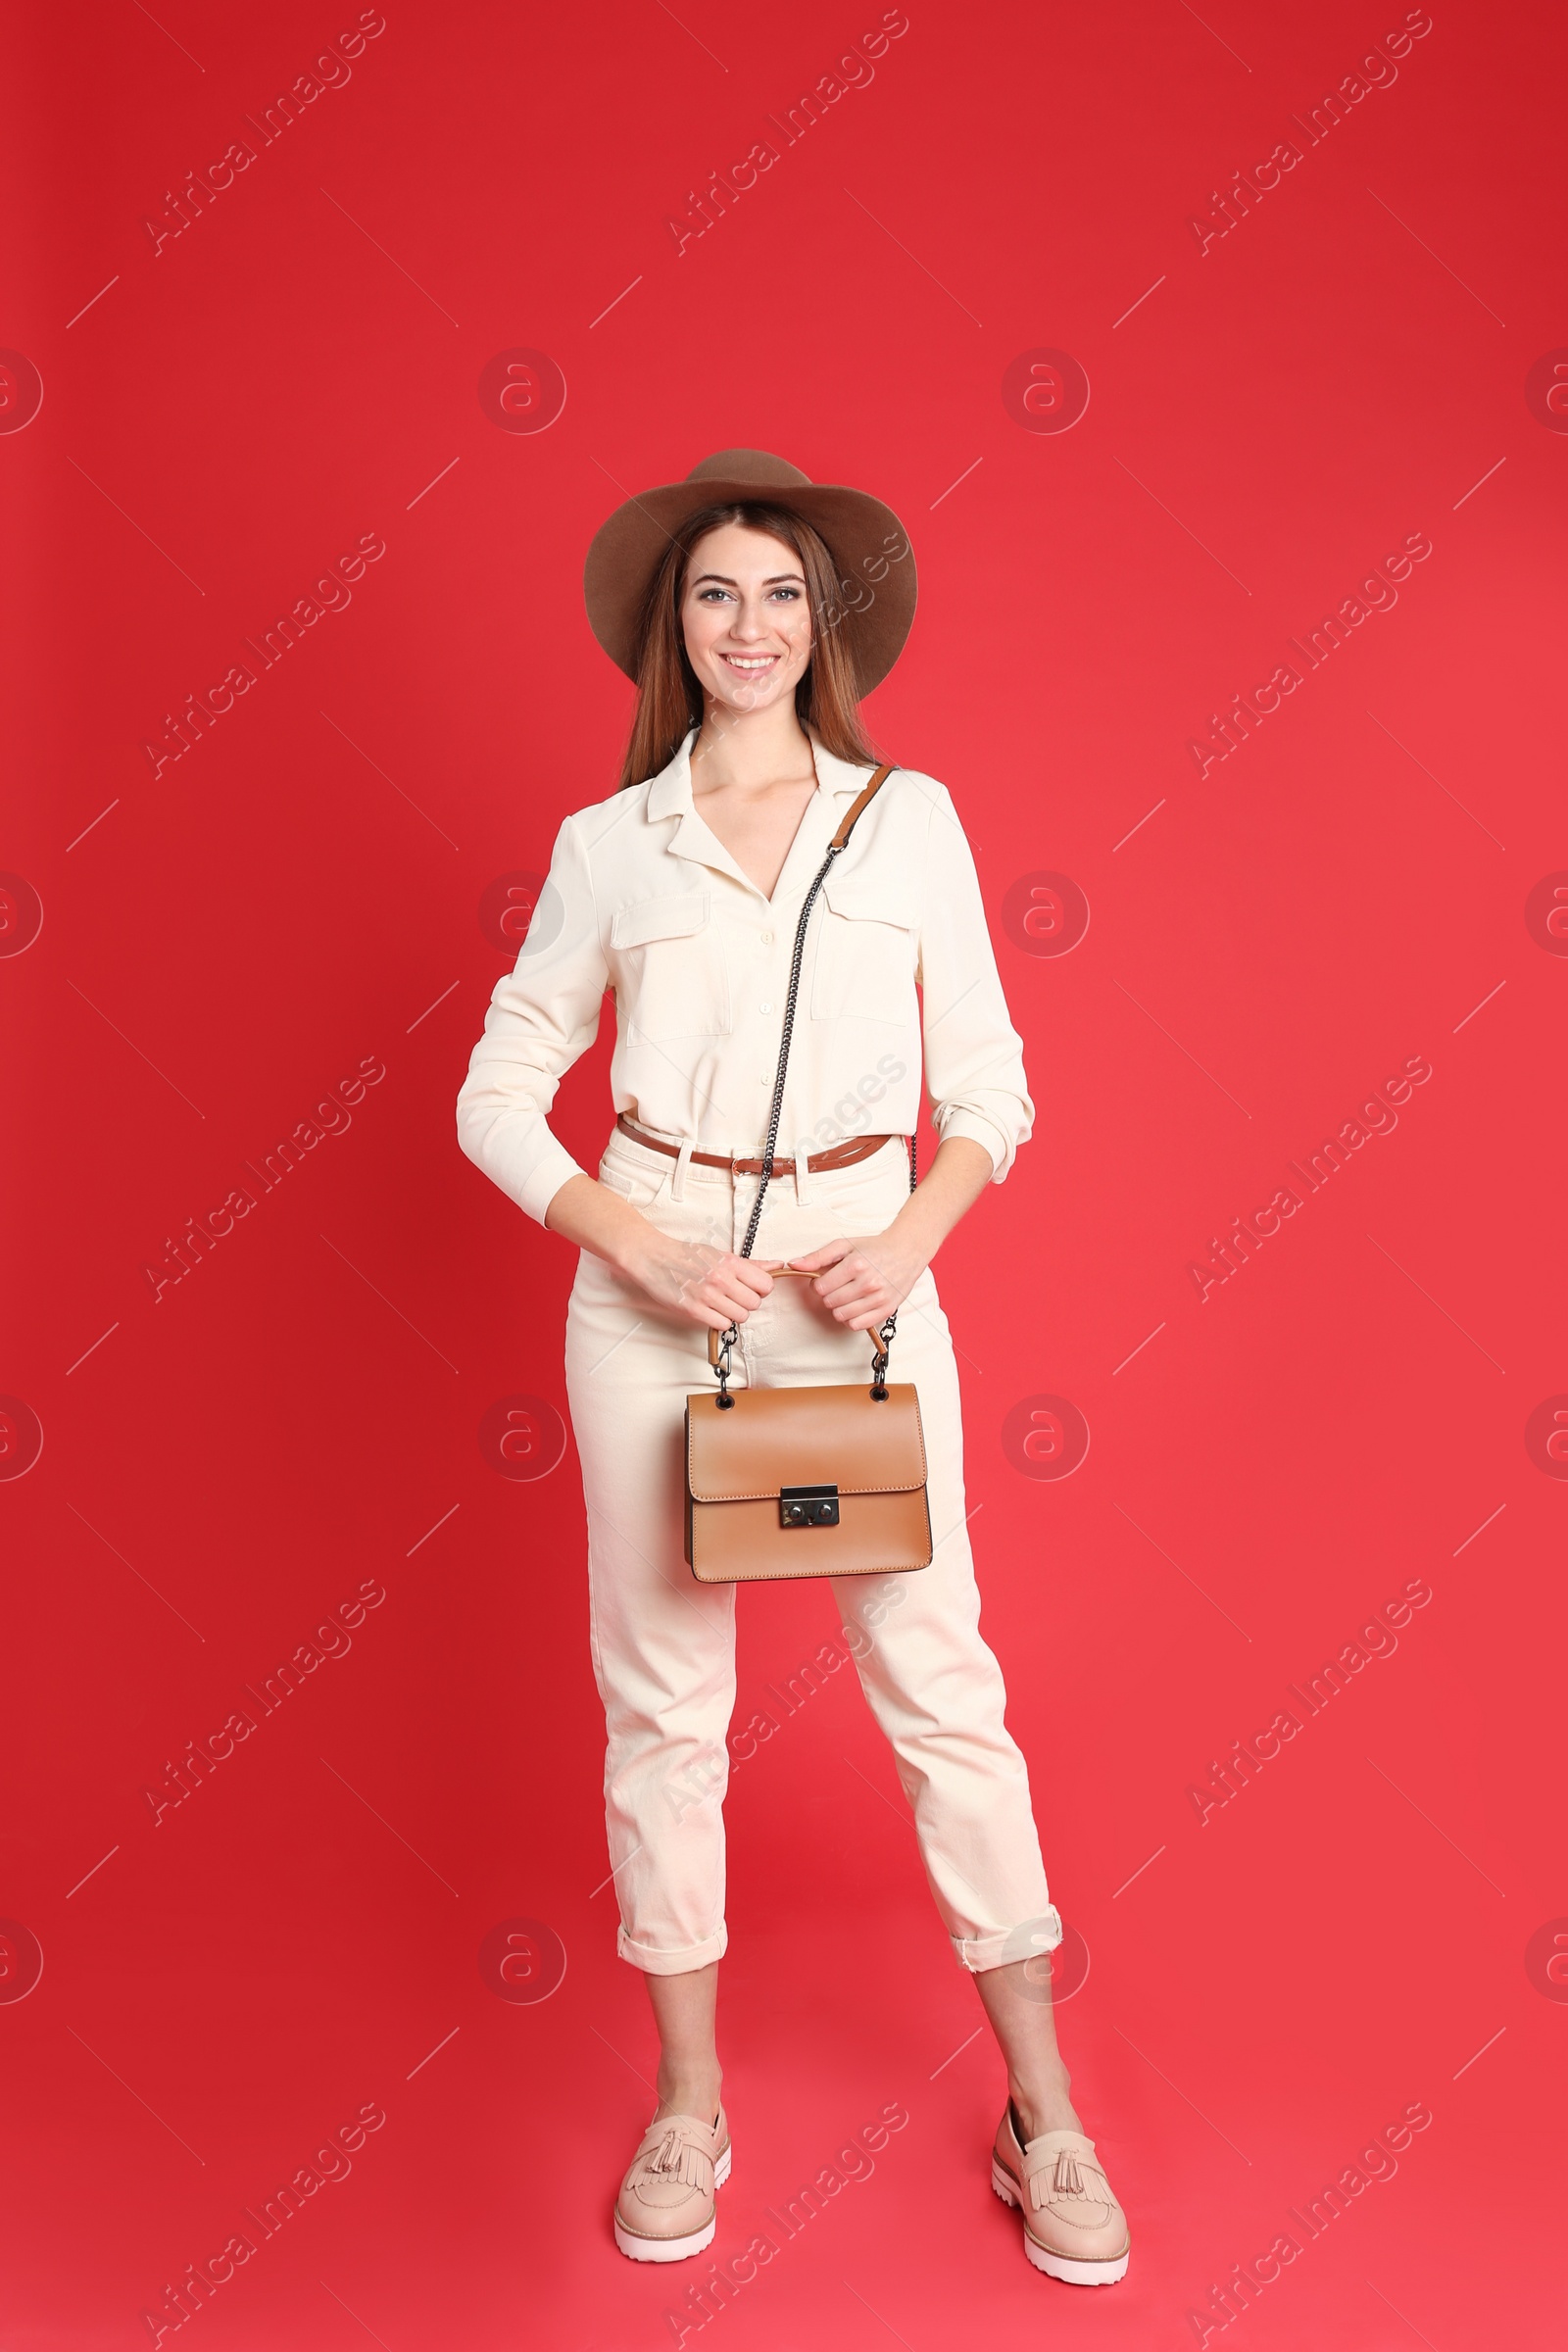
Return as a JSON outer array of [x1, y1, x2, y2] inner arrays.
[[810, 872, 919, 1026], [612, 890, 733, 1041]]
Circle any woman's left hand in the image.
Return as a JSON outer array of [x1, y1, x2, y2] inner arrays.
[[786, 1227, 930, 1332]]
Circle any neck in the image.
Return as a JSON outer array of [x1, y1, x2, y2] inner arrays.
[[691, 695, 813, 791]]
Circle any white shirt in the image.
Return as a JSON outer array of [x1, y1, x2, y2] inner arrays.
[[455, 728, 1033, 1226]]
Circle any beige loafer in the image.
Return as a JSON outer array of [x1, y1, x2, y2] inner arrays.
[[991, 2102, 1130, 2284], [613, 2106, 731, 2262]]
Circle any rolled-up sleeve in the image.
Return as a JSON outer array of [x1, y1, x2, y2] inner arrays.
[[916, 784, 1034, 1181], [456, 815, 608, 1225]]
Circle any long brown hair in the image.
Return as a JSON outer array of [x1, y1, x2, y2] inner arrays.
[[616, 502, 880, 789]]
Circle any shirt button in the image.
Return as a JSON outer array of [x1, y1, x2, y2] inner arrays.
[[759, 1002, 773, 1013], [760, 930, 773, 945]]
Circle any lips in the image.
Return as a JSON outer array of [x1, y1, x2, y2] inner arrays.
[[719, 652, 780, 672]]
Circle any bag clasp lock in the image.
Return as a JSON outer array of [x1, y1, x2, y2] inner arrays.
[[780, 1484, 840, 1528]]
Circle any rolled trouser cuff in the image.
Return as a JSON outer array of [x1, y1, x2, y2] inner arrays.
[[953, 1907, 1063, 1975], [617, 1923, 728, 1975]]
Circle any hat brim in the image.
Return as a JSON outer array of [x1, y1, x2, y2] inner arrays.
[[583, 475, 916, 696]]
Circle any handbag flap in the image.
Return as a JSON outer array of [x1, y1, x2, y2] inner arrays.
[[686, 1382, 926, 1503]]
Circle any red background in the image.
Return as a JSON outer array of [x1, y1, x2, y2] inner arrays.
[[5, 1, 1566, 2344]]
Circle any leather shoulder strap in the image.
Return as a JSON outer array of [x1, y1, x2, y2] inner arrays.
[[829, 761, 895, 852]]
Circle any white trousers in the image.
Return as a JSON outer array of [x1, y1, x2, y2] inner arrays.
[[564, 1124, 1060, 1976]]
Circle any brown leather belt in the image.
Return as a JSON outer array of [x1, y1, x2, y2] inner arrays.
[[615, 1113, 901, 1180]]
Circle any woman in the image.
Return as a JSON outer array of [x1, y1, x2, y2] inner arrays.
[[456, 450, 1129, 2286]]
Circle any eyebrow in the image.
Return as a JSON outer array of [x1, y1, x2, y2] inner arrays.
[[690, 570, 806, 587]]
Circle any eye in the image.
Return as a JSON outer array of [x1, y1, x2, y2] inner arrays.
[[695, 586, 734, 603], [768, 585, 803, 602]]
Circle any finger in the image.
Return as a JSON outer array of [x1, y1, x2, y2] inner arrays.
[[832, 1250, 906, 1307], [713, 1249, 772, 1279], [713, 1274, 767, 1319], [684, 1256, 760, 1305], [832, 1278, 891, 1319], [813, 1262, 870, 1305], [789, 1240, 853, 1270], [810, 1249, 864, 1282], [834, 1294, 890, 1325], [724, 1276, 770, 1314], [681, 1293, 739, 1332]]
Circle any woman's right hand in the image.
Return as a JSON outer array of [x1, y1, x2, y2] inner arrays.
[[544, 1172, 780, 1330], [543, 1171, 780, 1336], [615, 1223, 780, 1332]]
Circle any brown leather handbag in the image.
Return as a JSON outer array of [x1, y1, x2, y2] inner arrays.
[[683, 764, 934, 1587]]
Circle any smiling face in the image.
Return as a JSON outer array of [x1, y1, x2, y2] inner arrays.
[[680, 521, 814, 717]]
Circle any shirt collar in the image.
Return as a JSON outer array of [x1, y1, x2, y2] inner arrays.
[[643, 730, 699, 823], [643, 726, 873, 901]]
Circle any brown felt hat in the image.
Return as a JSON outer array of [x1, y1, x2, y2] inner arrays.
[[583, 448, 917, 696]]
